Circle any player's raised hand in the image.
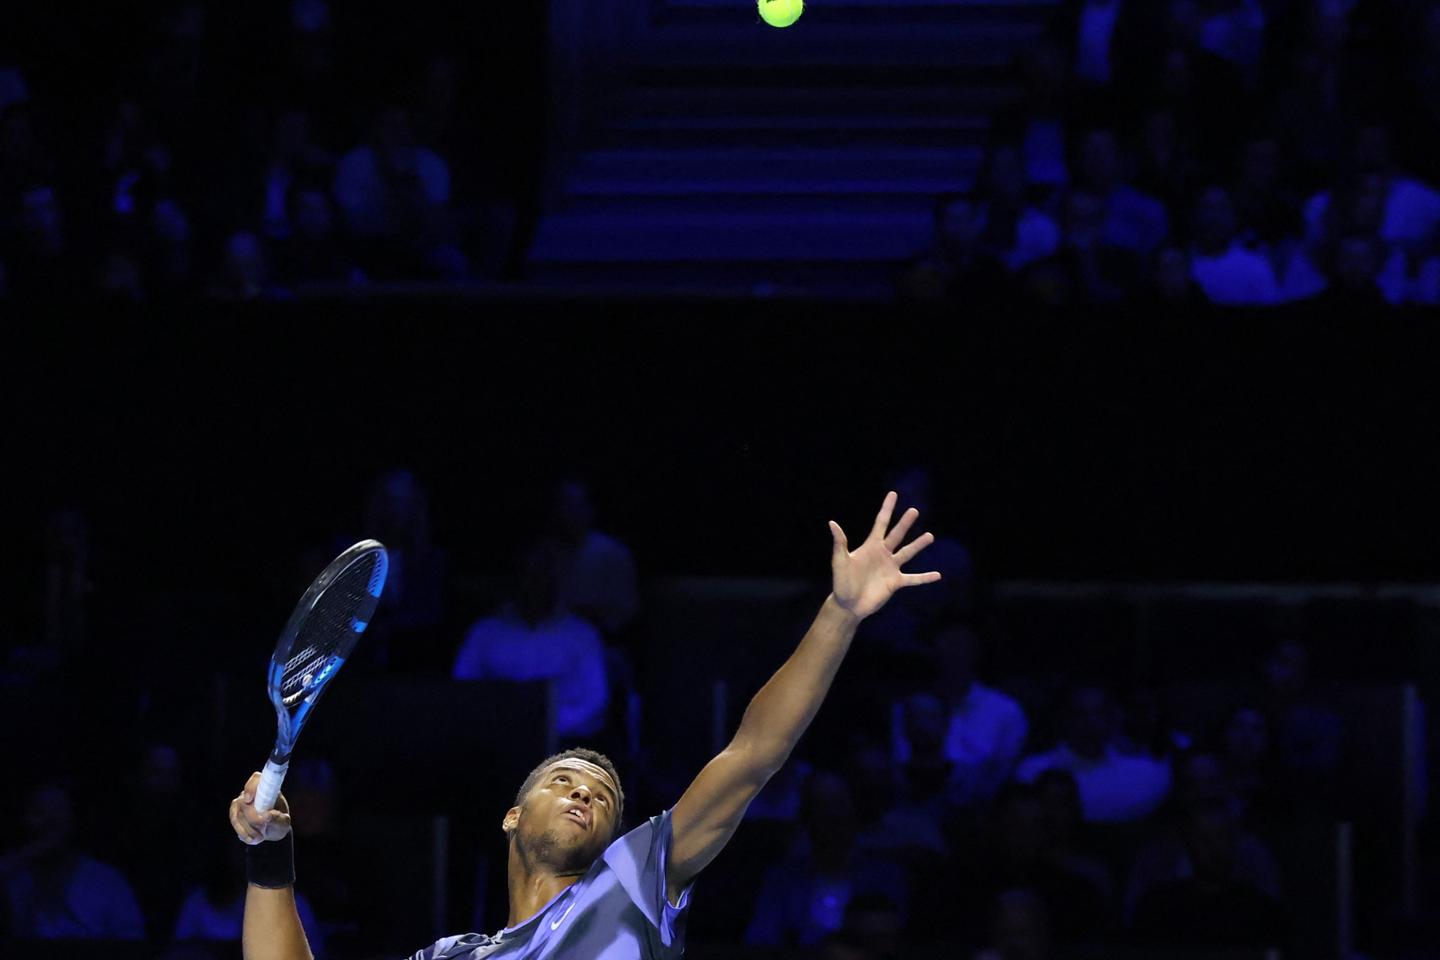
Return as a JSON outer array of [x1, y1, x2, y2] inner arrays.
[[230, 771, 293, 845], [829, 491, 941, 621]]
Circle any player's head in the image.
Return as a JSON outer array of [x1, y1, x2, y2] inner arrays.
[[504, 748, 625, 873]]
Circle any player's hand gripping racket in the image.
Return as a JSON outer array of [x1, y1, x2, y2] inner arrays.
[[253, 540, 389, 816]]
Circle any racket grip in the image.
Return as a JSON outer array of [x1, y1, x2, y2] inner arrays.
[[255, 758, 289, 814]]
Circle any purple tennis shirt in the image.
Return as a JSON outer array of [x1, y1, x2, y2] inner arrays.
[[406, 809, 692, 959]]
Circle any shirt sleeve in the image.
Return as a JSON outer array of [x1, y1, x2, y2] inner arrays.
[[405, 933, 491, 959], [601, 809, 694, 951]]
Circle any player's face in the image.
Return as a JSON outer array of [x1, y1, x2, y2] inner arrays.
[[507, 760, 620, 870]]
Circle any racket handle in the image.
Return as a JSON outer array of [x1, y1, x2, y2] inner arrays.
[[255, 758, 290, 815]]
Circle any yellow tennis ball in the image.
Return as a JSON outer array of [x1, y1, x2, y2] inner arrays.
[[758, 0, 803, 28]]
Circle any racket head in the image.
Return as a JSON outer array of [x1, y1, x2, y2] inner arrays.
[[266, 539, 388, 759]]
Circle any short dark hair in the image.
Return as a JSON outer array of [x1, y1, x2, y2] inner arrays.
[[515, 747, 625, 828]]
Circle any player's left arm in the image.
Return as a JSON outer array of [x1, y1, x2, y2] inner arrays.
[[666, 492, 940, 902]]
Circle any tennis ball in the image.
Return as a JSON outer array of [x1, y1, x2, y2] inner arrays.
[[758, 0, 803, 28]]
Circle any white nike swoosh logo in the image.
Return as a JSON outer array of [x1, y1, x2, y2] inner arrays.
[[550, 901, 575, 931]]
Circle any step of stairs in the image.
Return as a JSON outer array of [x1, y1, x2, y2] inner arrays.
[[527, 0, 1059, 296]]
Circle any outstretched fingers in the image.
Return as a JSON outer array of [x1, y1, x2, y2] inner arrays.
[[869, 491, 898, 542], [884, 507, 919, 550], [829, 521, 849, 561], [899, 571, 943, 587], [893, 530, 935, 566]]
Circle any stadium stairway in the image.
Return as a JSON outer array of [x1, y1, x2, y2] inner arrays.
[[526, 0, 1059, 299]]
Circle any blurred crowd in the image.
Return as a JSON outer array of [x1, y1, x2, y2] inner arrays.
[[2, 465, 1431, 959], [902, 0, 1440, 307], [0, 1, 521, 303]]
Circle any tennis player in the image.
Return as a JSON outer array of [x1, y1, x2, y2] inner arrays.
[[230, 492, 939, 959]]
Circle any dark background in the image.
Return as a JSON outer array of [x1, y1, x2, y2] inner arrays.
[[9, 304, 1440, 595]]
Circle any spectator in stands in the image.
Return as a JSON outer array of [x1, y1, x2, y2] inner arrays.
[[1260, 638, 1344, 808], [1144, 244, 1207, 304], [548, 479, 638, 636], [5, 184, 76, 299], [1131, 108, 1200, 216], [453, 541, 608, 738], [1016, 683, 1171, 824], [1268, 6, 1360, 189], [259, 110, 334, 243], [276, 187, 363, 287], [147, 197, 197, 298], [1317, 232, 1390, 307], [100, 100, 172, 228], [333, 104, 468, 281], [1305, 124, 1440, 262], [1125, 750, 1281, 925], [0, 781, 145, 940], [870, 696, 949, 865], [836, 893, 904, 960], [993, 37, 1074, 192], [971, 142, 1062, 275], [1187, 185, 1282, 305], [972, 887, 1052, 960], [117, 742, 199, 942], [896, 194, 1000, 304], [1218, 702, 1284, 831], [0, 65, 27, 116], [210, 230, 288, 300], [1050, 0, 1157, 94], [1075, 126, 1169, 256], [1231, 134, 1303, 251], [1117, 685, 1188, 762], [891, 625, 1027, 808], [963, 782, 1111, 945], [744, 770, 908, 950], [1196, 0, 1269, 78], [1059, 188, 1137, 303], [0, 102, 51, 211], [1071, 127, 1169, 257], [1130, 796, 1287, 949], [1034, 768, 1113, 903], [173, 834, 324, 955]]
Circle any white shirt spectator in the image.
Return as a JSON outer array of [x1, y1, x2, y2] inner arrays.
[[1191, 242, 1282, 305], [1076, 0, 1124, 86], [555, 531, 638, 634], [1015, 743, 1171, 823], [453, 604, 608, 737], [892, 683, 1028, 806]]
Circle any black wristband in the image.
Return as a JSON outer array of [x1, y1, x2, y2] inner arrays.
[[245, 831, 296, 888]]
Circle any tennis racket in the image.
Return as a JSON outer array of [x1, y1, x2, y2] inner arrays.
[[254, 539, 389, 814]]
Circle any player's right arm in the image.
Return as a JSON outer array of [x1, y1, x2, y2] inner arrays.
[[230, 772, 314, 960]]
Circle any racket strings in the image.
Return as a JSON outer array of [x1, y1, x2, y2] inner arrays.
[[276, 554, 382, 710]]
